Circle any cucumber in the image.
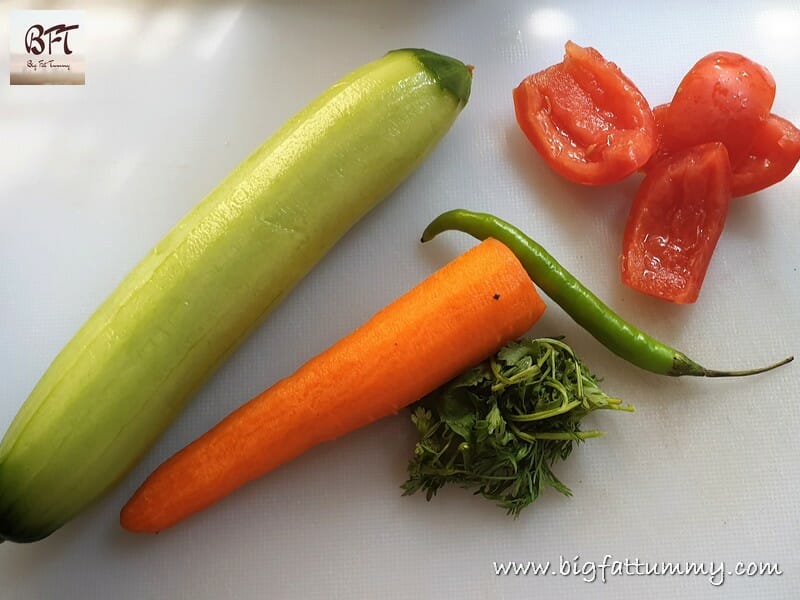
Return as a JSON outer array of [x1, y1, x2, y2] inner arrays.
[[0, 48, 471, 542]]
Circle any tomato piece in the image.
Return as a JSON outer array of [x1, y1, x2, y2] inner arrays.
[[731, 113, 800, 196], [652, 103, 669, 134], [652, 104, 800, 196], [642, 103, 670, 170], [513, 41, 657, 185], [621, 143, 732, 304], [660, 52, 776, 168]]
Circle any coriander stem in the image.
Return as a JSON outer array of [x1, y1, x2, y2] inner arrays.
[[509, 422, 605, 442], [606, 401, 635, 413], [508, 399, 581, 422]]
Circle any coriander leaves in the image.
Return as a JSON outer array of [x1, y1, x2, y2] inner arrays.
[[402, 338, 633, 516]]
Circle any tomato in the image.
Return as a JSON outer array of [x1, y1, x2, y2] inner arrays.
[[642, 103, 670, 170], [731, 113, 800, 196], [660, 52, 776, 168], [513, 41, 657, 185], [652, 105, 800, 196], [621, 143, 732, 304]]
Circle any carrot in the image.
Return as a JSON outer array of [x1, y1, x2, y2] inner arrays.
[[120, 238, 546, 533]]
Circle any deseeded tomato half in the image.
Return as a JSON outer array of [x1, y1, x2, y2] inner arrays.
[[622, 143, 732, 304], [659, 51, 776, 168], [513, 41, 657, 185]]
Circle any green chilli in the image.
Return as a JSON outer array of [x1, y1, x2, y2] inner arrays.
[[421, 209, 793, 377]]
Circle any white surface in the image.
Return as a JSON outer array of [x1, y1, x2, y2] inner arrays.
[[1, 1, 799, 598]]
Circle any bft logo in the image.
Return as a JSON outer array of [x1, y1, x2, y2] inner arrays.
[[25, 23, 80, 56], [10, 10, 85, 85]]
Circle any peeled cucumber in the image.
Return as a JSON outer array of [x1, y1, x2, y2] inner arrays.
[[0, 48, 471, 542]]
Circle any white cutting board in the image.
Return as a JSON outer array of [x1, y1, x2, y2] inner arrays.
[[1, 1, 798, 598]]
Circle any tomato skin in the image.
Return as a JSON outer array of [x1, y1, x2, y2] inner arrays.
[[660, 52, 776, 168], [732, 113, 800, 196], [513, 41, 657, 185], [622, 143, 732, 304]]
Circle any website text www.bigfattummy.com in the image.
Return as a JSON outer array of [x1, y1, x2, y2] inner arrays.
[[492, 555, 782, 586]]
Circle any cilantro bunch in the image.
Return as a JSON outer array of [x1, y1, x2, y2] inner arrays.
[[402, 338, 633, 516]]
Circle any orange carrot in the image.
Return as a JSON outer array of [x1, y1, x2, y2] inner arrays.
[[120, 238, 546, 533]]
